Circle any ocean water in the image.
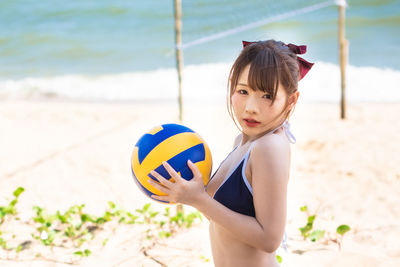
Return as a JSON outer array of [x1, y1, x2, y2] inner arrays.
[[0, 0, 399, 102]]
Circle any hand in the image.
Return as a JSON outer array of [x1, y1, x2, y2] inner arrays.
[[148, 160, 207, 206]]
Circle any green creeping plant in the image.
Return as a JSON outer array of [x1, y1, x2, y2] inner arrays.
[[74, 249, 91, 257], [299, 205, 351, 250], [1, 186, 204, 263], [0, 187, 25, 224]]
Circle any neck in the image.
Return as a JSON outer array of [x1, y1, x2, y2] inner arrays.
[[240, 119, 287, 145]]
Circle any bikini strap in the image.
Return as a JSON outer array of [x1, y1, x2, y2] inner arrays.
[[282, 120, 297, 144], [266, 120, 297, 144], [244, 121, 297, 152]]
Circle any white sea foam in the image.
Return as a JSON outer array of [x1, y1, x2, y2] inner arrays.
[[0, 62, 399, 103]]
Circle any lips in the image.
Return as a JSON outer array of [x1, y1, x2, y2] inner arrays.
[[243, 118, 260, 127]]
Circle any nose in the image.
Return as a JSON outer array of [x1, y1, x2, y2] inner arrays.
[[245, 96, 259, 114]]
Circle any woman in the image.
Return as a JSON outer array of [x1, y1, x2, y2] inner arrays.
[[148, 39, 314, 266]]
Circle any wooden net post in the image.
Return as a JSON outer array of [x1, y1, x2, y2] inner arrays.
[[174, 0, 184, 123], [173, 0, 184, 214], [338, 1, 348, 119]]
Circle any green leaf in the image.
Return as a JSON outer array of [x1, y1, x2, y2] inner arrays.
[[0, 238, 7, 249], [103, 211, 112, 221], [307, 215, 316, 224], [95, 217, 106, 225], [56, 211, 67, 223], [75, 223, 83, 231], [309, 229, 325, 242], [184, 213, 196, 228], [78, 238, 87, 247], [81, 214, 95, 223], [149, 211, 159, 218], [9, 199, 18, 208], [276, 254, 282, 264], [74, 251, 83, 256], [84, 249, 91, 256], [135, 208, 143, 214], [299, 223, 313, 235], [0, 209, 5, 219], [114, 210, 122, 216], [126, 212, 138, 224], [108, 201, 116, 210], [143, 203, 151, 212], [336, 224, 351, 235], [33, 206, 44, 216], [163, 207, 170, 217], [200, 255, 210, 262], [74, 249, 92, 257], [300, 205, 308, 212], [65, 226, 75, 238], [42, 238, 53, 246], [13, 187, 25, 198], [33, 217, 45, 224], [158, 231, 172, 238]]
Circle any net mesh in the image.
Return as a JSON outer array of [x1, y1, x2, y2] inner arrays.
[[180, 0, 341, 49]]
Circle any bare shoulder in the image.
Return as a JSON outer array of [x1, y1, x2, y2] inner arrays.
[[252, 132, 290, 158], [249, 133, 291, 179]]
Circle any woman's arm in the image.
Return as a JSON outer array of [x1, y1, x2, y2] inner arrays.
[[249, 135, 290, 251], [148, 135, 290, 253]]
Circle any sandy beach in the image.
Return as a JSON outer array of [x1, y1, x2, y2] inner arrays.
[[0, 99, 399, 266]]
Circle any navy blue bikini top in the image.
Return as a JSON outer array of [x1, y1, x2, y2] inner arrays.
[[209, 120, 296, 217], [213, 147, 256, 216]]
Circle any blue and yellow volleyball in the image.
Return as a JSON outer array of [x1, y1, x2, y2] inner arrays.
[[131, 123, 212, 203]]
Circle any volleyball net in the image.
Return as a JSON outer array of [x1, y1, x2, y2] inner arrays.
[[178, 0, 347, 50]]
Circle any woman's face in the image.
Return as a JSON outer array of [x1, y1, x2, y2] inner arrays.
[[231, 64, 289, 140]]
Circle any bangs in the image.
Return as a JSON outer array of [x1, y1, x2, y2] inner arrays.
[[247, 50, 281, 102]]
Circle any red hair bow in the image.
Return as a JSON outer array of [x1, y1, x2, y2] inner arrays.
[[242, 41, 314, 81]]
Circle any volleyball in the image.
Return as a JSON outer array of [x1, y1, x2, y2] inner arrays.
[[131, 123, 212, 203]]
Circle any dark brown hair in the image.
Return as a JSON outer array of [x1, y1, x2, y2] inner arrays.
[[227, 39, 300, 125]]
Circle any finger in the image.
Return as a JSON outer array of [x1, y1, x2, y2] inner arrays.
[[187, 160, 203, 181], [150, 170, 174, 188], [150, 194, 171, 202], [162, 161, 182, 182], [147, 178, 171, 194]]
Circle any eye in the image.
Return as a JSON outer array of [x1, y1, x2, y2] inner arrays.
[[262, 94, 272, 99], [237, 89, 248, 95]]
